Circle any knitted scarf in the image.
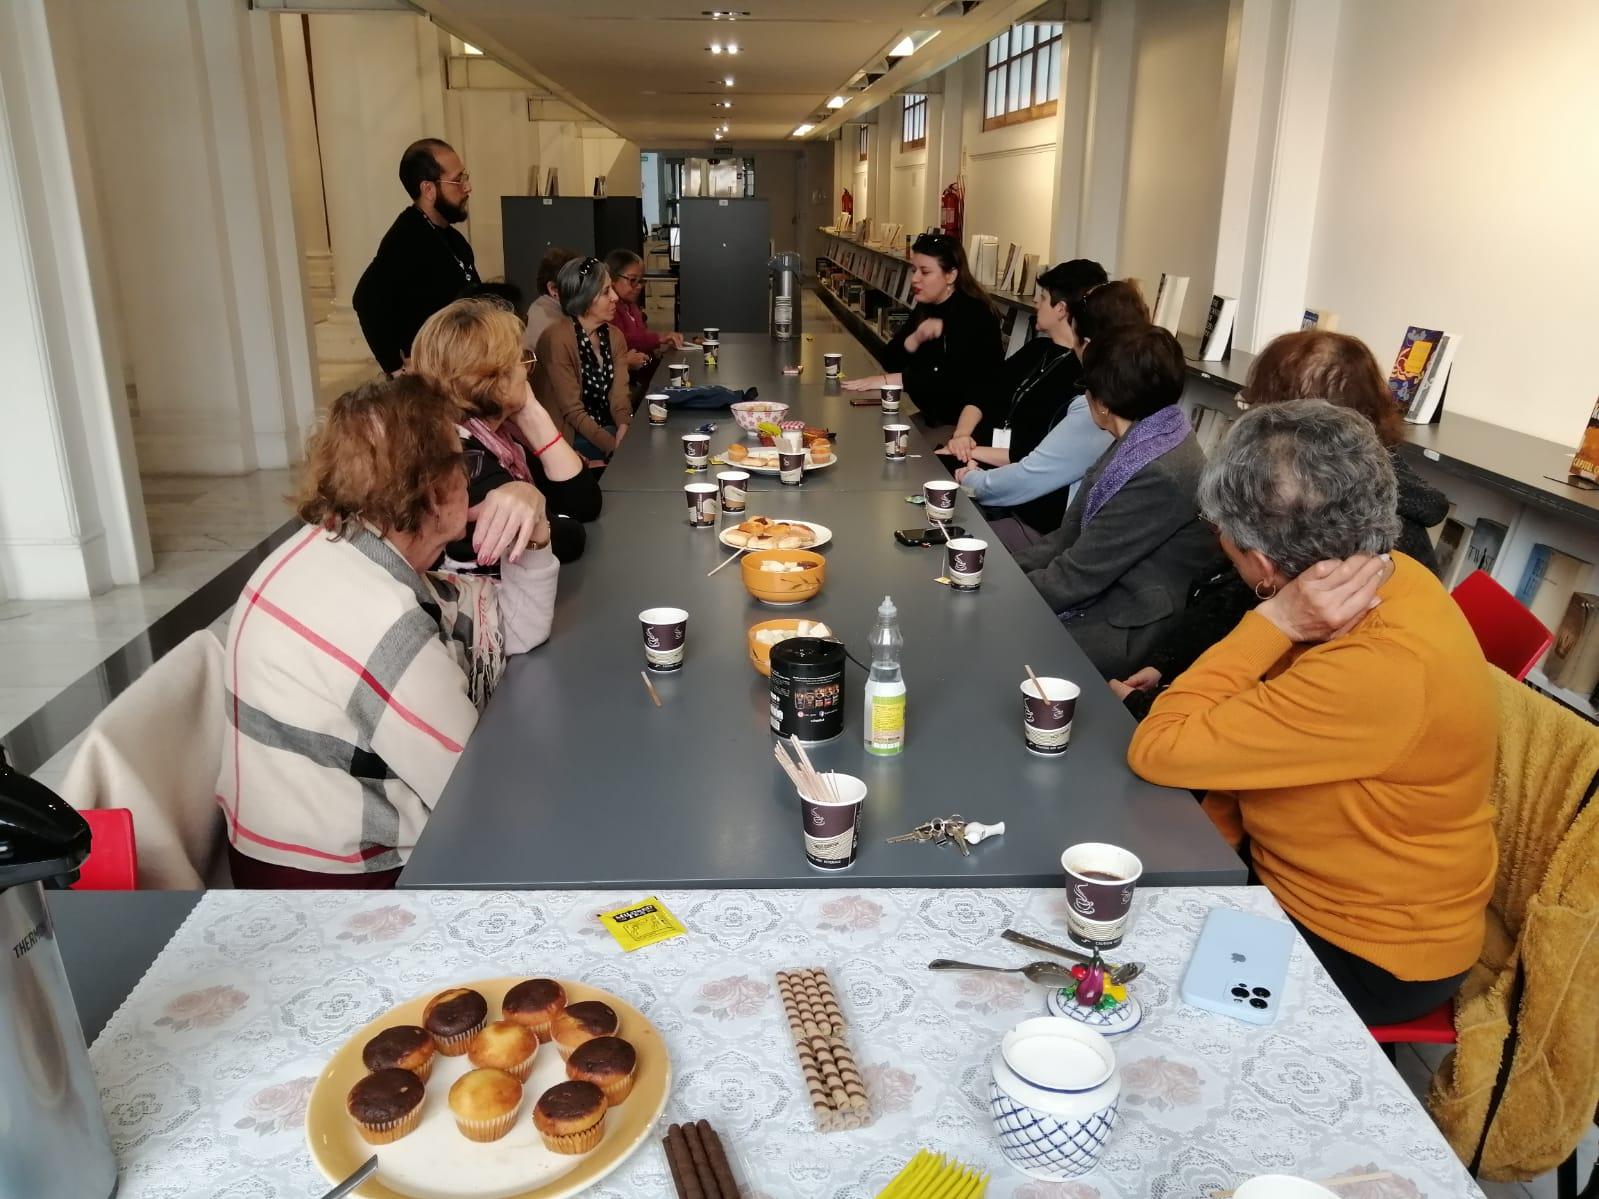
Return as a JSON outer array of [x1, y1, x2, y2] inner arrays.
[[1080, 403, 1192, 529]]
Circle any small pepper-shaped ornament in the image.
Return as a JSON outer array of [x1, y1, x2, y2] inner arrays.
[[1076, 962, 1105, 1007]]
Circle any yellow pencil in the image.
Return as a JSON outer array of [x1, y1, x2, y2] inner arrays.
[[878, 1150, 931, 1199]]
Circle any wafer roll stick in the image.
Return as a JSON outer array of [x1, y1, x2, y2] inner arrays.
[[682, 1120, 722, 1199], [697, 1120, 740, 1199], [664, 1124, 705, 1199]]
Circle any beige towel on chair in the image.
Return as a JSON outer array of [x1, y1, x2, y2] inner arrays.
[[60, 630, 227, 889]]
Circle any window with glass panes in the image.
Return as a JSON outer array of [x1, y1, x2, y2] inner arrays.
[[857, 124, 869, 162], [901, 94, 927, 149], [983, 21, 1063, 130]]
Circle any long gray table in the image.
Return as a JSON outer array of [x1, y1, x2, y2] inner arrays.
[[403, 336, 1243, 888]]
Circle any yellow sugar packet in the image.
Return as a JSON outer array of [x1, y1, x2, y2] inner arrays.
[[597, 896, 687, 952]]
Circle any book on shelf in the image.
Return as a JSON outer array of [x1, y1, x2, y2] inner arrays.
[[1516, 545, 1590, 667], [544, 167, 559, 197], [1017, 254, 1040, 297], [1004, 309, 1034, 357], [593, 175, 607, 197], [1199, 295, 1238, 361], [998, 243, 1020, 292], [1301, 307, 1339, 331], [527, 164, 542, 196], [1546, 591, 1599, 695], [1404, 332, 1459, 425], [1434, 517, 1476, 589], [1152, 273, 1189, 334], [1386, 325, 1457, 423], [1465, 518, 1507, 576], [968, 235, 999, 288], [1569, 396, 1599, 484], [1188, 403, 1235, 455]]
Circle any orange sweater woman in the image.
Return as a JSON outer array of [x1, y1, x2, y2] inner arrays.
[[1128, 400, 1496, 1023]]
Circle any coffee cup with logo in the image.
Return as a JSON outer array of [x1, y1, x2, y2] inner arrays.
[[778, 450, 805, 487], [1021, 676, 1080, 756], [717, 470, 749, 513], [823, 352, 843, 378], [946, 537, 987, 591], [639, 607, 688, 673], [702, 338, 720, 366], [1060, 843, 1143, 949], [702, 326, 720, 342], [797, 773, 867, 870], [669, 363, 691, 388], [684, 482, 718, 527], [924, 479, 958, 522], [646, 393, 670, 425], [883, 424, 911, 460], [682, 433, 710, 470], [880, 382, 903, 413]]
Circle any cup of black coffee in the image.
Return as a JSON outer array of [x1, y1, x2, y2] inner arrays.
[[1021, 676, 1080, 755], [685, 482, 718, 527], [883, 424, 911, 460], [880, 383, 902, 413], [682, 433, 710, 470], [1060, 843, 1143, 949], [823, 352, 842, 378], [646, 393, 670, 425], [669, 363, 691, 388], [924, 480, 958, 522], [779, 449, 805, 486], [639, 607, 688, 672], [946, 537, 987, 591], [797, 773, 867, 870], [717, 470, 749, 513]]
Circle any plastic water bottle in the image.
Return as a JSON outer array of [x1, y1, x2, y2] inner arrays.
[[864, 595, 906, 755]]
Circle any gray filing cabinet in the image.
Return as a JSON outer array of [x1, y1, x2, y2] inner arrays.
[[678, 197, 771, 334]]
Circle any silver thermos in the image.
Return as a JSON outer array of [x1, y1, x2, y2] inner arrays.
[[0, 748, 119, 1199], [769, 251, 802, 340]]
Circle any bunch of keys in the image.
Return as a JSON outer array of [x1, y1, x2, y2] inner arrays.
[[887, 815, 970, 855]]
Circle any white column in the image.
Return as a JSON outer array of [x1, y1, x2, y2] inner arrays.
[[936, 63, 966, 232], [0, 0, 151, 598], [1048, 20, 1096, 262], [1078, 0, 1139, 272], [276, 13, 333, 293], [921, 93, 947, 235]]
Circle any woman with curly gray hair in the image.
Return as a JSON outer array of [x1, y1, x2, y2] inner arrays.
[[1128, 399, 1497, 1025]]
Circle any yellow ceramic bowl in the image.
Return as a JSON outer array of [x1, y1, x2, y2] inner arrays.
[[740, 550, 825, 606]]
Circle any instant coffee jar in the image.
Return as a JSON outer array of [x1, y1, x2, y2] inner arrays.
[[768, 637, 846, 744]]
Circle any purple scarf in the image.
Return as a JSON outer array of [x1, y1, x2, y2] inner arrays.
[[1080, 404, 1192, 529]]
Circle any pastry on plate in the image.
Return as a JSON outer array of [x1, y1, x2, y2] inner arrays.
[[724, 443, 748, 463], [566, 1035, 638, 1105], [552, 1000, 620, 1060], [347, 1067, 426, 1145], [423, 986, 488, 1056], [361, 1025, 436, 1081], [448, 1067, 524, 1143], [502, 978, 567, 1041], [724, 517, 814, 550], [468, 1020, 540, 1082], [534, 1080, 608, 1155]]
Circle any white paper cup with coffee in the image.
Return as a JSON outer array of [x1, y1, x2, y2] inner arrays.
[[1021, 676, 1080, 756], [646, 393, 670, 425], [924, 479, 958, 522], [880, 383, 902, 413], [682, 433, 710, 470], [685, 482, 718, 527], [823, 352, 843, 378], [883, 423, 911, 460], [946, 537, 987, 591], [717, 470, 749, 513], [1060, 843, 1143, 949], [798, 773, 866, 870], [639, 607, 688, 673], [778, 449, 805, 486], [669, 363, 691, 388]]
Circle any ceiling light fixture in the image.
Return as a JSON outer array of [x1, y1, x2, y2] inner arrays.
[[792, 123, 814, 137], [888, 36, 915, 56], [708, 43, 723, 54], [826, 96, 846, 109], [703, 9, 749, 18], [726, 43, 740, 54], [724, 76, 735, 86]]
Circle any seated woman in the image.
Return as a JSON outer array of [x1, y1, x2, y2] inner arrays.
[[840, 232, 1002, 435], [411, 296, 600, 565], [217, 377, 557, 889], [523, 246, 580, 354], [605, 248, 686, 368], [532, 256, 632, 460], [1112, 330, 1450, 715], [1012, 324, 1217, 678], [953, 279, 1152, 548], [1127, 400, 1496, 1025]]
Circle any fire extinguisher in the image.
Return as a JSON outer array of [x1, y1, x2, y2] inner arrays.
[[939, 179, 964, 240], [841, 188, 854, 218]]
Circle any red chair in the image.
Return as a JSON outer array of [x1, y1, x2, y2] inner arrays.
[[1450, 569, 1553, 680], [73, 808, 137, 891]]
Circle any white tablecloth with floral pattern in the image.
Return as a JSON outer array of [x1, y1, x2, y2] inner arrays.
[[87, 886, 1481, 1199]]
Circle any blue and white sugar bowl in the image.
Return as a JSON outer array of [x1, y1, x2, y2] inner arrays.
[[988, 1016, 1120, 1180]]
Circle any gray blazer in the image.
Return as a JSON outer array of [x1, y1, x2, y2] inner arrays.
[[1013, 431, 1216, 679]]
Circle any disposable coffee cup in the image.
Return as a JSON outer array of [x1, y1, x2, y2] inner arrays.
[[702, 338, 720, 364], [646, 393, 670, 426], [779, 450, 805, 486], [716, 470, 749, 513], [946, 537, 987, 591], [1021, 676, 1080, 756], [669, 363, 691, 388], [639, 606, 688, 672], [823, 352, 843, 378], [682, 433, 710, 470], [798, 773, 867, 870], [1060, 843, 1144, 950], [702, 326, 720, 341], [924, 480, 958, 521], [685, 482, 718, 527], [880, 383, 902, 413], [883, 424, 911, 460]]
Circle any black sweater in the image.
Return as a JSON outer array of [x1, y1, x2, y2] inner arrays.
[[445, 430, 602, 568], [353, 207, 479, 373], [882, 288, 1003, 427], [971, 337, 1083, 459]]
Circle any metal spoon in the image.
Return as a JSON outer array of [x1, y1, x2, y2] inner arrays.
[[319, 1155, 378, 1199], [927, 958, 1081, 987], [1001, 928, 1145, 985]]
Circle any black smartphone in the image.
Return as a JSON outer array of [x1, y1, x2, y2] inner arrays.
[[894, 525, 967, 547], [849, 398, 880, 407]]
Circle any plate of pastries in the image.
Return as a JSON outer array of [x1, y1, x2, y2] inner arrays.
[[306, 977, 669, 1199], [721, 431, 835, 472], [718, 515, 831, 551]]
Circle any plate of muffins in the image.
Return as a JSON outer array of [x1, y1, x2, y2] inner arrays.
[[305, 977, 670, 1199]]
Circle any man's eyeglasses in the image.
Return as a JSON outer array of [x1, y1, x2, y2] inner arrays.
[[440, 171, 470, 188]]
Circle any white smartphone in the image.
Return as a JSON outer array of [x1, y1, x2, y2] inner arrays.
[[1179, 907, 1295, 1026]]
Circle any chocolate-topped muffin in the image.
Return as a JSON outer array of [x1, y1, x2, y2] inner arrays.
[[552, 1000, 619, 1060], [362, 1025, 436, 1081], [566, 1035, 638, 1105], [502, 978, 567, 1041], [423, 986, 489, 1056], [533, 1080, 607, 1155], [347, 1067, 425, 1144]]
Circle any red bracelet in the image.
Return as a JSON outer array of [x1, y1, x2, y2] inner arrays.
[[531, 433, 562, 457]]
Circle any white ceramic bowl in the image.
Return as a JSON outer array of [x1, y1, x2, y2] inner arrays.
[[1232, 1177, 1340, 1199], [730, 400, 790, 434]]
